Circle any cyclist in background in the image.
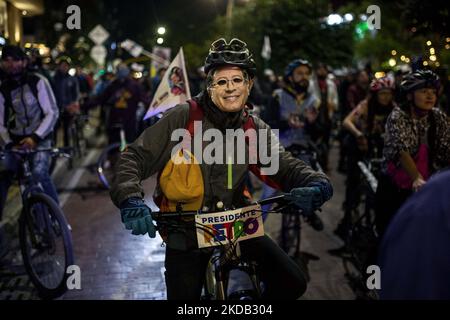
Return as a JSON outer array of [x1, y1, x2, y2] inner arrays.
[[0, 45, 59, 218], [110, 38, 333, 300], [260, 59, 323, 228], [375, 70, 450, 237], [335, 77, 396, 239], [84, 64, 150, 145], [52, 56, 80, 148]]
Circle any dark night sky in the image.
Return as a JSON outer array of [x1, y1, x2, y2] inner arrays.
[[32, 0, 229, 49]]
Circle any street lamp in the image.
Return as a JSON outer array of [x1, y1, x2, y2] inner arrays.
[[226, 0, 235, 38], [157, 27, 166, 35]]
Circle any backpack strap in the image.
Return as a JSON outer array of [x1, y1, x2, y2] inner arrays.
[[0, 84, 12, 130], [183, 101, 281, 190], [186, 99, 203, 136], [243, 110, 281, 190]]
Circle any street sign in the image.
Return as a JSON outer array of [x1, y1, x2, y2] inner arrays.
[[90, 45, 107, 65], [88, 24, 109, 45], [120, 39, 143, 57]]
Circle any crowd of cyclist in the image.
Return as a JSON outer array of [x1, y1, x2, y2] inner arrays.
[[1, 41, 450, 299]]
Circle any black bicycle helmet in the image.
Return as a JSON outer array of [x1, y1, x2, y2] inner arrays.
[[400, 69, 440, 93], [284, 59, 312, 79], [1, 45, 27, 61], [204, 38, 256, 78]]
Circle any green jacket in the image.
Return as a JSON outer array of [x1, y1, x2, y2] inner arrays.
[[110, 101, 331, 249]]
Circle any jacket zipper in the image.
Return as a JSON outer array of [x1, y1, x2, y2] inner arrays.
[[21, 86, 31, 136]]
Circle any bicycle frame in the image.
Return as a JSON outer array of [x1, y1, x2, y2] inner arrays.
[[1, 148, 71, 249], [153, 195, 294, 300]]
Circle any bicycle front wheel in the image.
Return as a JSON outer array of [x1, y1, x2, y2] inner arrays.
[[281, 213, 301, 258], [19, 193, 74, 300], [97, 142, 121, 189]]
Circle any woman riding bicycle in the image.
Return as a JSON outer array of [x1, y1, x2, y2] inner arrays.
[[375, 69, 450, 237], [110, 38, 333, 300], [336, 77, 396, 239]]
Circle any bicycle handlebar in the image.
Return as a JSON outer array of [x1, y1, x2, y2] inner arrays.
[[0, 147, 73, 159], [151, 194, 301, 220]]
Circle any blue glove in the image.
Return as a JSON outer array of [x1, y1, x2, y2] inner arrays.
[[286, 180, 333, 215], [120, 198, 156, 238], [285, 187, 323, 215]]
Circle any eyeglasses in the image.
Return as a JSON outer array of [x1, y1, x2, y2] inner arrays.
[[210, 76, 247, 89]]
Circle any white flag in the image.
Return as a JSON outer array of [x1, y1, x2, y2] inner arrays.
[[144, 47, 191, 120], [261, 35, 271, 60]]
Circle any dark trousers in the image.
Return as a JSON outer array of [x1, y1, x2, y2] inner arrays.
[[375, 174, 412, 238], [164, 234, 307, 300], [342, 135, 365, 223], [0, 139, 59, 220]]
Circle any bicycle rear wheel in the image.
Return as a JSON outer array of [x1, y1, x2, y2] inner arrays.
[[19, 193, 74, 300], [97, 142, 121, 189]]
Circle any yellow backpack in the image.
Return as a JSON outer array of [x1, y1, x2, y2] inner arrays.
[[157, 100, 205, 212]]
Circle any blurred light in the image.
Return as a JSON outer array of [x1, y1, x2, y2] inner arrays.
[[429, 55, 437, 61], [391, 50, 397, 55], [411, 27, 417, 32], [22, 10, 27, 16], [344, 13, 353, 22], [0, 37, 5, 46], [327, 14, 343, 25], [435, 62, 440, 67], [157, 37, 164, 44], [25, 43, 32, 48], [430, 48, 435, 55], [134, 71, 143, 79], [39, 48, 46, 55], [388, 58, 396, 67], [446, 44, 450, 50], [157, 27, 166, 35], [426, 40, 432, 46], [54, 23, 63, 32], [355, 21, 369, 39], [68, 68, 76, 76], [423, 61, 428, 66], [405, 58, 410, 63], [446, 37, 450, 42], [360, 14, 367, 21], [374, 72, 385, 79], [400, 55, 406, 61], [111, 42, 117, 50]]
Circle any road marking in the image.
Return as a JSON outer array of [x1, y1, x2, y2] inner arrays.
[[59, 148, 100, 209]]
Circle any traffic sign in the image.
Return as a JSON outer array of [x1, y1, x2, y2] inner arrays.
[[90, 45, 107, 65], [88, 25, 109, 45]]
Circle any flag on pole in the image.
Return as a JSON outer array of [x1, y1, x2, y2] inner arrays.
[[144, 48, 191, 120]]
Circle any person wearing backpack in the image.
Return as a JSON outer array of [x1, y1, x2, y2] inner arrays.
[[0, 45, 59, 218], [110, 38, 333, 300]]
